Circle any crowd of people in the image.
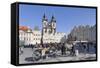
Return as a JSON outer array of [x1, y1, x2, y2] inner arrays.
[[19, 42, 96, 61], [32, 42, 67, 61]]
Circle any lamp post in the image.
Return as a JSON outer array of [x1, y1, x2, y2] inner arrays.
[[41, 29, 43, 47]]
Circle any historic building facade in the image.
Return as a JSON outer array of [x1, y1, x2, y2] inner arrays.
[[42, 14, 66, 43], [19, 15, 66, 45], [69, 25, 96, 42], [42, 14, 56, 35]]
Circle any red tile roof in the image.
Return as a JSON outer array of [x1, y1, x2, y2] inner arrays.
[[19, 26, 29, 31]]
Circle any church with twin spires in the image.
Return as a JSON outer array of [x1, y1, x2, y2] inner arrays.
[[42, 14, 56, 35], [19, 14, 66, 45]]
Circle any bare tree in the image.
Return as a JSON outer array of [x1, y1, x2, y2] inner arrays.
[[34, 26, 40, 31]]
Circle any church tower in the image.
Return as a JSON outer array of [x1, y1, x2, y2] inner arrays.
[[50, 15, 56, 34], [42, 14, 48, 34]]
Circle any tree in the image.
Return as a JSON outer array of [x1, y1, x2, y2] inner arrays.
[[34, 26, 40, 31]]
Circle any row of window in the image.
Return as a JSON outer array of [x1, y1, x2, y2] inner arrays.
[[33, 34, 41, 36], [20, 38, 41, 41], [19, 33, 41, 36], [20, 37, 59, 41], [19, 33, 32, 36], [19, 33, 65, 36]]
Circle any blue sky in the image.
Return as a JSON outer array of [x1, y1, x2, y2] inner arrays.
[[19, 4, 96, 33]]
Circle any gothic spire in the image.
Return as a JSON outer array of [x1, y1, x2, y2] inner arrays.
[[51, 15, 56, 22], [42, 13, 48, 21], [43, 13, 46, 18]]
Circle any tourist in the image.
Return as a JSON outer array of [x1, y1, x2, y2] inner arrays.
[[61, 43, 66, 55], [70, 45, 75, 56], [41, 47, 47, 59]]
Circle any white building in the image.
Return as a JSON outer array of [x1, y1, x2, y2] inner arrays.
[[19, 14, 66, 45], [42, 32, 66, 43], [19, 26, 34, 45]]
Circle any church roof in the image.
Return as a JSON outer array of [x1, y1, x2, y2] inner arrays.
[[42, 14, 48, 21], [50, 15, 56, 22]]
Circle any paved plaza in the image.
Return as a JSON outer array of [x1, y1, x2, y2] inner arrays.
[[19, 48, 96, 64]]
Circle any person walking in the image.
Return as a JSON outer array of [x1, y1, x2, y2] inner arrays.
[[41, 47, 49, 59], [70, 45, 75, 56], [61, 43, 66, 55]]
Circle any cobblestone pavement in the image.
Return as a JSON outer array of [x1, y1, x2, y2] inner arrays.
[[19, 48, 96, 64]]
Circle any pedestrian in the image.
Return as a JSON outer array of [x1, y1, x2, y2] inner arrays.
[[87, 43, 90, 53], [83, 43, 87, 54], [74, 44, 79, 56], [61, 43, 66, 55], [41, 47, 46, 59], [70, 45, 75, 56]]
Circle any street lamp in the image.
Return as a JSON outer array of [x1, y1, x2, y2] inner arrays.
[[41, 29, 43, 47]]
